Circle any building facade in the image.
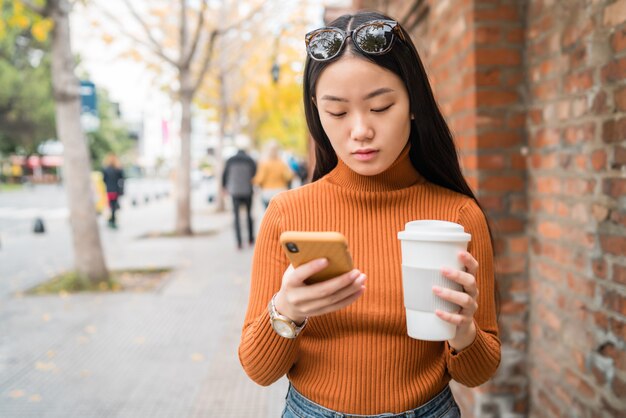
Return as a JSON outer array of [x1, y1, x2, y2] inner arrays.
[[327, 1, 626, 417]]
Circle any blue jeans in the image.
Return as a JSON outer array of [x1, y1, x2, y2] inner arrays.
[[282, 384, 461, 418]]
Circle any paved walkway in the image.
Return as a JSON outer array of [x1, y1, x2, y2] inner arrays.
[[0, 188, 287, 417]]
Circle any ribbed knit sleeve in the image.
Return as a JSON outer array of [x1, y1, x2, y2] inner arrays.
[[446, 199, 501, 386], [238, 199, 300, 386]]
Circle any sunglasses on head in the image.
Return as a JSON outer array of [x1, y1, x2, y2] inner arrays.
[[305, 20, 406, 62]]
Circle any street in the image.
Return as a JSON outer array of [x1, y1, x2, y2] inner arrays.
[[0, 179, 287, 417]]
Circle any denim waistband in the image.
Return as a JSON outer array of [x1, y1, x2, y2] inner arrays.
[[285, 384, 456, 418]]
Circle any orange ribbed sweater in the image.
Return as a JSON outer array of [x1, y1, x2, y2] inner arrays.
[[239, 146, 501, 414]]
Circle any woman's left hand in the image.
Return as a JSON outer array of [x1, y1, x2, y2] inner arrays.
[[433, 251, 479, 352]]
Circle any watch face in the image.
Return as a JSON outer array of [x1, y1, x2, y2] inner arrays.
[[272, 319, 295, 338]]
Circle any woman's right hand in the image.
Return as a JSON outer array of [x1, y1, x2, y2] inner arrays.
[[273, 258, 367, 324]]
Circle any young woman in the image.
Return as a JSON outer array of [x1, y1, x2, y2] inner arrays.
[[239, 11, 500, 417]]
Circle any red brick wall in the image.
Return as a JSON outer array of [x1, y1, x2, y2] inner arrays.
[[526, 0, 626, 416], [341, 0, 626, 416], [358, 1, 530, 416]]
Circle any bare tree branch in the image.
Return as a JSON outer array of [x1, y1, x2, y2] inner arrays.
[[20, 0, 46, 15], [191, 2, 266, 94], [119, 0, 176, 65], [92, 2, 179, 68], [179, 0, 187, 67], [182, 0, 207, 69], [191, 29, 218, 94]]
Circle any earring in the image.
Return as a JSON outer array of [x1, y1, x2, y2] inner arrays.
[[410, 114, 415, 120]]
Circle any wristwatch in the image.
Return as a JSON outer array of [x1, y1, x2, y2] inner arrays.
[[268, 293, 307, 339]]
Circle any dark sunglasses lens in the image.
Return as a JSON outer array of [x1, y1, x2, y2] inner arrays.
[[355, 23, 394, 53], [308, 30, 344, 60]]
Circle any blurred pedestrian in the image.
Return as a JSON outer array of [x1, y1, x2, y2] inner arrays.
[[102, 153, 125, 229], [222, 138, 257, 249], [239, 11, 499, 418], [253, 141, 293, 208]]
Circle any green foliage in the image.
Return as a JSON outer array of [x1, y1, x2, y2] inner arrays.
[[0, 22, 56, 155], [86, 90, 135, 169]]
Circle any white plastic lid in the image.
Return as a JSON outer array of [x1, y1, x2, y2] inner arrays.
[[397, 220, 471, 242]]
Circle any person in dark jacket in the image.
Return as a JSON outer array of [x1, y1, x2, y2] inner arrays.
[[102, 153, 125, 229], [222, 142, 257, 249]]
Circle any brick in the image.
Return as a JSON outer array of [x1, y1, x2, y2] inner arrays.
[[495, 217, 524, 233], [602, 117, 626, 143], [476, 90, 519, 107], [508, 236, 529, 254], [563, 178, 595, 196], [480, 130, 524, 148], [562, 20, 594, 49], [591, 150, 607, 171], [476, 47, 522, 67], [532, 79, 559, 100], [592, 204, 610, 222], [600, 234, 626, 256], [511, 154, 527, 170], [475, 26, 502, 44], [535, 260, 562, 286], [528, 14, 554, 40], [476, 154, 506, 169], [566, 273, 595, 299], [569, 45, 587, 70], [610, 209, 626, 228], [476, 68, 501, 86], [603, 178, 626, 197], [529, 109, 543, 125], [611, 27, 626, 52], [475, 5, 520, 22], [538, 221, 562, 239], [532, 128, 560, 148], [535, 177, 560, 194], [604, 290, 626, 316], [593, 259, 608, 279], [495, 255, 526, 274], [615, 264, 626, 286], [564, 70, 594, 94], [615, 86, 626, 112], [604, 0, 626, 27], [592, 90, 608, 115], [564, 123, 595, 145], [507, 112, 526, 129], [507, 28, 524, 43], [508, 196, 527, 215], [613, 146, 626, 168], [601, 57, 626, 83], [480, 175, 525, 192]]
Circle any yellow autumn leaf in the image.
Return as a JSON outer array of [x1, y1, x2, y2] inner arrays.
[[8, 14, 29, 29], [31, 19, 53, 42]]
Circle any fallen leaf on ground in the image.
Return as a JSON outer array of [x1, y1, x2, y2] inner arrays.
[[35, 361, 57, 372], [28, 394, 42, 402], [8, 390, 25, 399], [191, 353, 205, 362]]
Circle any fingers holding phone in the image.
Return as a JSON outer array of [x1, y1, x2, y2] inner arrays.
[[274, 231, 367, 323]]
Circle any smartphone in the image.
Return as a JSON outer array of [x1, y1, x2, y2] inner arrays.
[[279, 231, 354, 285]]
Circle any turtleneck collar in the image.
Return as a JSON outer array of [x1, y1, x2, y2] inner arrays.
[[324, 142, 423, 192]]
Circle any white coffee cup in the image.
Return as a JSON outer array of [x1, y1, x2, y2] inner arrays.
[[397, 220, 471, 341]]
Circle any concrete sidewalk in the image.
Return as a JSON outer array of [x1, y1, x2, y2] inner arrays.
[[0, 192, 287, 417]]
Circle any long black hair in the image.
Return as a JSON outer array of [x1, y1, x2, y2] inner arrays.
[[303, 11, 500, 313], [304, 11, 474, 200]]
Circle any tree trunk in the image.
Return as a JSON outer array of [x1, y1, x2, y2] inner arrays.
[[50, 0, 109, 283], [175, 68, 193, 235], [215, 72, 227, 212]]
